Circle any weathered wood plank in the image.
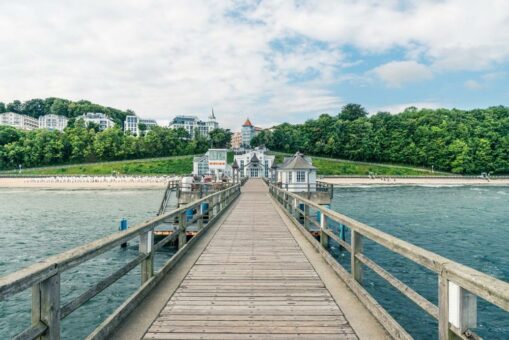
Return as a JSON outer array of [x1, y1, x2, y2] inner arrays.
[[143, 179, 357, 340]]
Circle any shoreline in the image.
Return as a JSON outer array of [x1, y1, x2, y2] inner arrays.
[[320, 177, 509, 186], [0, 176, 174, 189]]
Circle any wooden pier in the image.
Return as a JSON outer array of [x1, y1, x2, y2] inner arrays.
[[1, 178, 509, 340], [143, 179, 357, 339]]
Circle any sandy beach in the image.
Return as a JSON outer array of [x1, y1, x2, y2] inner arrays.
[[0, 176, 174, 189], [319, 176, 509, 186]]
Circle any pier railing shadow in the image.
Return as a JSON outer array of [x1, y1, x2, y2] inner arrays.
[[268, 182, 509, 340], [0, 182, 244, 340]]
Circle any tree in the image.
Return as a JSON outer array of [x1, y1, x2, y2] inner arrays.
[[0, 102, 6, 113], [209, 128, 232, 148], [22, 99, 46, 117], [338, 104, 368, 121], [6, 100, 23, 113]]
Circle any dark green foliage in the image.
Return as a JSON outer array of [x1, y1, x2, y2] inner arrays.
[[253, 105, 509, 174], [0, 125, 208, 170], [209, 128, 232, 148]]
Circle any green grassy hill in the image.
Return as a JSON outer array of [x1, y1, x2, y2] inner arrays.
[[272, 153, 448, 176], [2, 152, 448, 176]]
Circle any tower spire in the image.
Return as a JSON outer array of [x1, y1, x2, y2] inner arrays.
[[209, 107, 216, 120]]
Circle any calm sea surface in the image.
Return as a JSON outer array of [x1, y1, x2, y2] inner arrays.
[[0, 188, 165, 339], [0, 186, 508, 339], [328, 185, 509, 339]]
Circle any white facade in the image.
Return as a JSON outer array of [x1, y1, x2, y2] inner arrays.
[[124, 115, 139, 135], [79, 112, 114, 131], [0, 112, 39, 130], [38, 114, 68, 131], [169, 110, 219, 139], [276, 152, 317, 192], [193, 148, 229, 179], [234, 147, 274, 178]]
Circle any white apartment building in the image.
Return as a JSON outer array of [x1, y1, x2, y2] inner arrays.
[[79, 112, 115, 131], [169, 109, 219, 139], [139, 118, 158, 134], [124, 115, 139, 135], [0, 112, 39, 130], [38, 114, 68, 132]]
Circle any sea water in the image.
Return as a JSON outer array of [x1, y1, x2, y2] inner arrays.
[[0, 188, 165, 339], [328, 185, 509, 339], [0, 186, 508, 339]]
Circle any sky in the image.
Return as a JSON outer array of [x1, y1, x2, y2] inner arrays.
[[1, 0, 509, 130]]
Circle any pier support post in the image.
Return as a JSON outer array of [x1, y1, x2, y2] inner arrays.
[[351, 230, 363, 284], [320, 211, 329, 248], [32, 274, 60, 340], [178, 211, 186, 249], [139, 230, 154, 283]]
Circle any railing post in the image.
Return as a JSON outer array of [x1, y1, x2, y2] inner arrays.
[[439, 274, 451, 340], [32, 274, 60, 340], [178, 211, 186, 249], [320, 211, 329, 248], [198, 201, 206, 229], [208, 197, 214, 221], [293, 198, 299, 220], [139, 230, 154, 283], [439, 274, 477, 340], [303, 204, 310, 229], [351, 230, 363, 284]]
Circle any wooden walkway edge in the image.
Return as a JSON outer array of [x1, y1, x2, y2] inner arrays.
[[143, 179, 359, 339]]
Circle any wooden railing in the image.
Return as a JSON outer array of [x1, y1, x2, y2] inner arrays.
[[268, 183, 509, 340], [0, 183, 242, 340]]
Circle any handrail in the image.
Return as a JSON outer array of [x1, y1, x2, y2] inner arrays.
[[0, 182, 243, 339], [268, 183, 509, 340]]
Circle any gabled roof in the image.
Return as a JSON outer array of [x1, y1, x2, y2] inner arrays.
[[232, 159, 239, 169], [250, 153, 260, 163], [243, 118, 253, 127], [279, 152, 315, 170]]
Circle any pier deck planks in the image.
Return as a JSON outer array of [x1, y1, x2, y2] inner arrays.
[[144, 179, 358, 339]]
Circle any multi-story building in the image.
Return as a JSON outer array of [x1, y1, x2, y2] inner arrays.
[[38, 114, 68, 131], [241, 118, 255, 147], [0, 112, 39, 130], [139, 118, 158, 135], [124, 115, 159, 136], [231, 131, 242, 149], [169, 109, 219, 139], [79, 112, 115, 131], [124, 115, 139, 135]]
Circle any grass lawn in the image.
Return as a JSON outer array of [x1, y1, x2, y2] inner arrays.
[[272, 153, 446, 176], [18, 156, 194, 175], [8, 152, 446, 176]]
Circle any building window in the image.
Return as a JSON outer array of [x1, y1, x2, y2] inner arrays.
[[288, 171, 292, 183], [296, 171, 306, 183], [264, 160, 269, 177]]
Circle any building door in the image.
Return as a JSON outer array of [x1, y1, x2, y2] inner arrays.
[[250, 168, 259, 177]]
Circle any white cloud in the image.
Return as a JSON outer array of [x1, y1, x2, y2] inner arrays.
[[1, 1, 509, 130], [372, 61, 433, 87], [464, 80, 482, 90]]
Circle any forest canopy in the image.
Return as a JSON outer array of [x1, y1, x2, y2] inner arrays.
[[252, 104, 509, 174]]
